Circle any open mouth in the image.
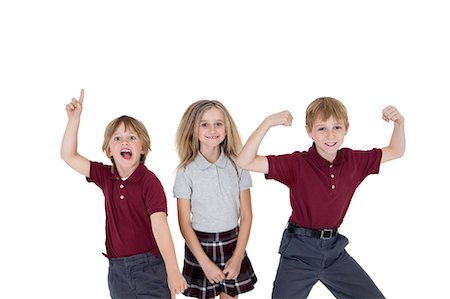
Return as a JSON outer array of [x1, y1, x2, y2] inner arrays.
[[206, 136, 220, 139], [325, 142, 337, 147], [120, 149, 132, 160]]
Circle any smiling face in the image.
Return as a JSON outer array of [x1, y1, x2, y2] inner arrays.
[[108, 122, 144, 177], [197, 107, 226, 151], [307, 115, 348, 162]]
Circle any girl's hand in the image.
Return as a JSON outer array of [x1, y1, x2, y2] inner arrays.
[[265, 110, 293, 127], [200, 259, 226, 284], [66, 89, 84, 119], [223, 254, 242, 280], [382, 105, 404, 125]]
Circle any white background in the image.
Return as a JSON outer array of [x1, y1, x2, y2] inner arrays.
[[1, 1, 448, 298]]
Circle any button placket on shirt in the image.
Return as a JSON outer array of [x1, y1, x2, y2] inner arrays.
[[119, 182, 125, 200], [329, 164, 336, 190], [213, 165, 221, 189]]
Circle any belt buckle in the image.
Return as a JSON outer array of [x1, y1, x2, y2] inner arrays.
[[320, 229, 333, 239]]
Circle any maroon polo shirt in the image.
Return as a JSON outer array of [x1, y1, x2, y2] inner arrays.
[[87, 162, 167, 259], [266, 144, 382, 229]]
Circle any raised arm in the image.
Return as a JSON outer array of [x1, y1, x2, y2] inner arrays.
[[380, 105, 405, 163], [60, 89, 90, 177], [236, 110, 293, 173]]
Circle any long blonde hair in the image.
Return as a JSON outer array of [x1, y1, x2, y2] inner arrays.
[[176, 100, 242, 168]]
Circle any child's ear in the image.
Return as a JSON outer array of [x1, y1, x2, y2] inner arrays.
[[141, 146, 149, 155], [305, 125, 313, 139]]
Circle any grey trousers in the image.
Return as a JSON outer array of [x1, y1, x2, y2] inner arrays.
[[272, 230, 385, 299], [108, 252, 171, 299]]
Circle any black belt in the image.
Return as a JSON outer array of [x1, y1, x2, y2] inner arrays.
[[287, 223, 338, 240]]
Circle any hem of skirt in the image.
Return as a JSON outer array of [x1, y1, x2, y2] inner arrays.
[[182, 277, 257, 298]]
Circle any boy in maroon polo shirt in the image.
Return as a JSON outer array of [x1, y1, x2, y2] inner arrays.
[[237, 97, 405, 299], [61, 89, 187, 298]]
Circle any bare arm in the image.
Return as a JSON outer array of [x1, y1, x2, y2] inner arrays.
[[177, 199, 226, 284], [151, 212, 187, 299], [236, 110, 293, 173], [380, 105, 406, 163], [223, 189, 252, 280], [60, 89, 90, 177]]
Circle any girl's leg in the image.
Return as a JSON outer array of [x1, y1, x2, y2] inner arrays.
[[220, 293, 237, 299]]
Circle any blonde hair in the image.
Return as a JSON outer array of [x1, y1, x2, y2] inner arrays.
[[176, 100, 242, 168], [305, 97, 349, 130], [102, 115, 151, 165]]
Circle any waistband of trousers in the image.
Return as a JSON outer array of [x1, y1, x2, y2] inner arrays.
[[287, 222, 338, 240], [108, 252, 160, 266]]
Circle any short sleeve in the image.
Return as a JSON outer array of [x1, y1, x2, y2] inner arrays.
[[355, 148, 382, 178], [143, 175, 167, 215], [173, 168, 192, 200], [239, 168, 252, 191], [265, 153, 300, 187], [86, 161, 112, 190]]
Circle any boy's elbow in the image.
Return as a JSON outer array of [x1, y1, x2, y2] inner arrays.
[[61, 149, 75, 164], [236, 157, 250, 170], [394, 143, 406, 159], [382, 146, 405, 163], [60, 150, 69, 163], [60, 153, 75, 169], [396, 149, 405, 160]]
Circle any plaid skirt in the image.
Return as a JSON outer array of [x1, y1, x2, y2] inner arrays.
[[182, 227, 257, 298]]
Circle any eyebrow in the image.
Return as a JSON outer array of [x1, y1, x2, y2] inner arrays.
[[200, 119, 224, 122], [314, 121, 344, 127], [112, 130, 137, 136]]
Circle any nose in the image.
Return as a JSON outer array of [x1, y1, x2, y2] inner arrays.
[[208, 125, 217, 133]]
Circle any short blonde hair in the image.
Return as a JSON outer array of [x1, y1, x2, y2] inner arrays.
[[305, 97, 349, 130], [176, 100, 242, 169], [102, 115, 151, 164]]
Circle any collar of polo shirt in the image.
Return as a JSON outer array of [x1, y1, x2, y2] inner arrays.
[[195, 148, 228, 170]]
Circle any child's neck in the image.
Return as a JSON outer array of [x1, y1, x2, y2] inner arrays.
[[313, 142, 338, 163], [320, 152, 337, 163], [200, 145, 221, 164], [116, 163, 140, 179]]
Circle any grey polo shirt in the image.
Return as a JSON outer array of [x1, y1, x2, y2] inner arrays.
[[173, 151, 252, 233]]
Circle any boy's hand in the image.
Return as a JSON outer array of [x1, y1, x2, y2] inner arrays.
[[382, 105, 404, 125], [265, 110, 293, 127], [66, 89, 84, 119], [167, 271, 188, 299]]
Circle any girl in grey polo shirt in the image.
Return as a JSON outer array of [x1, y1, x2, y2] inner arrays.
[[174, 100, 257, 298]]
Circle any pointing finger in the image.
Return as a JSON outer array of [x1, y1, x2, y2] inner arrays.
[[79, 89, 84, 104]]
